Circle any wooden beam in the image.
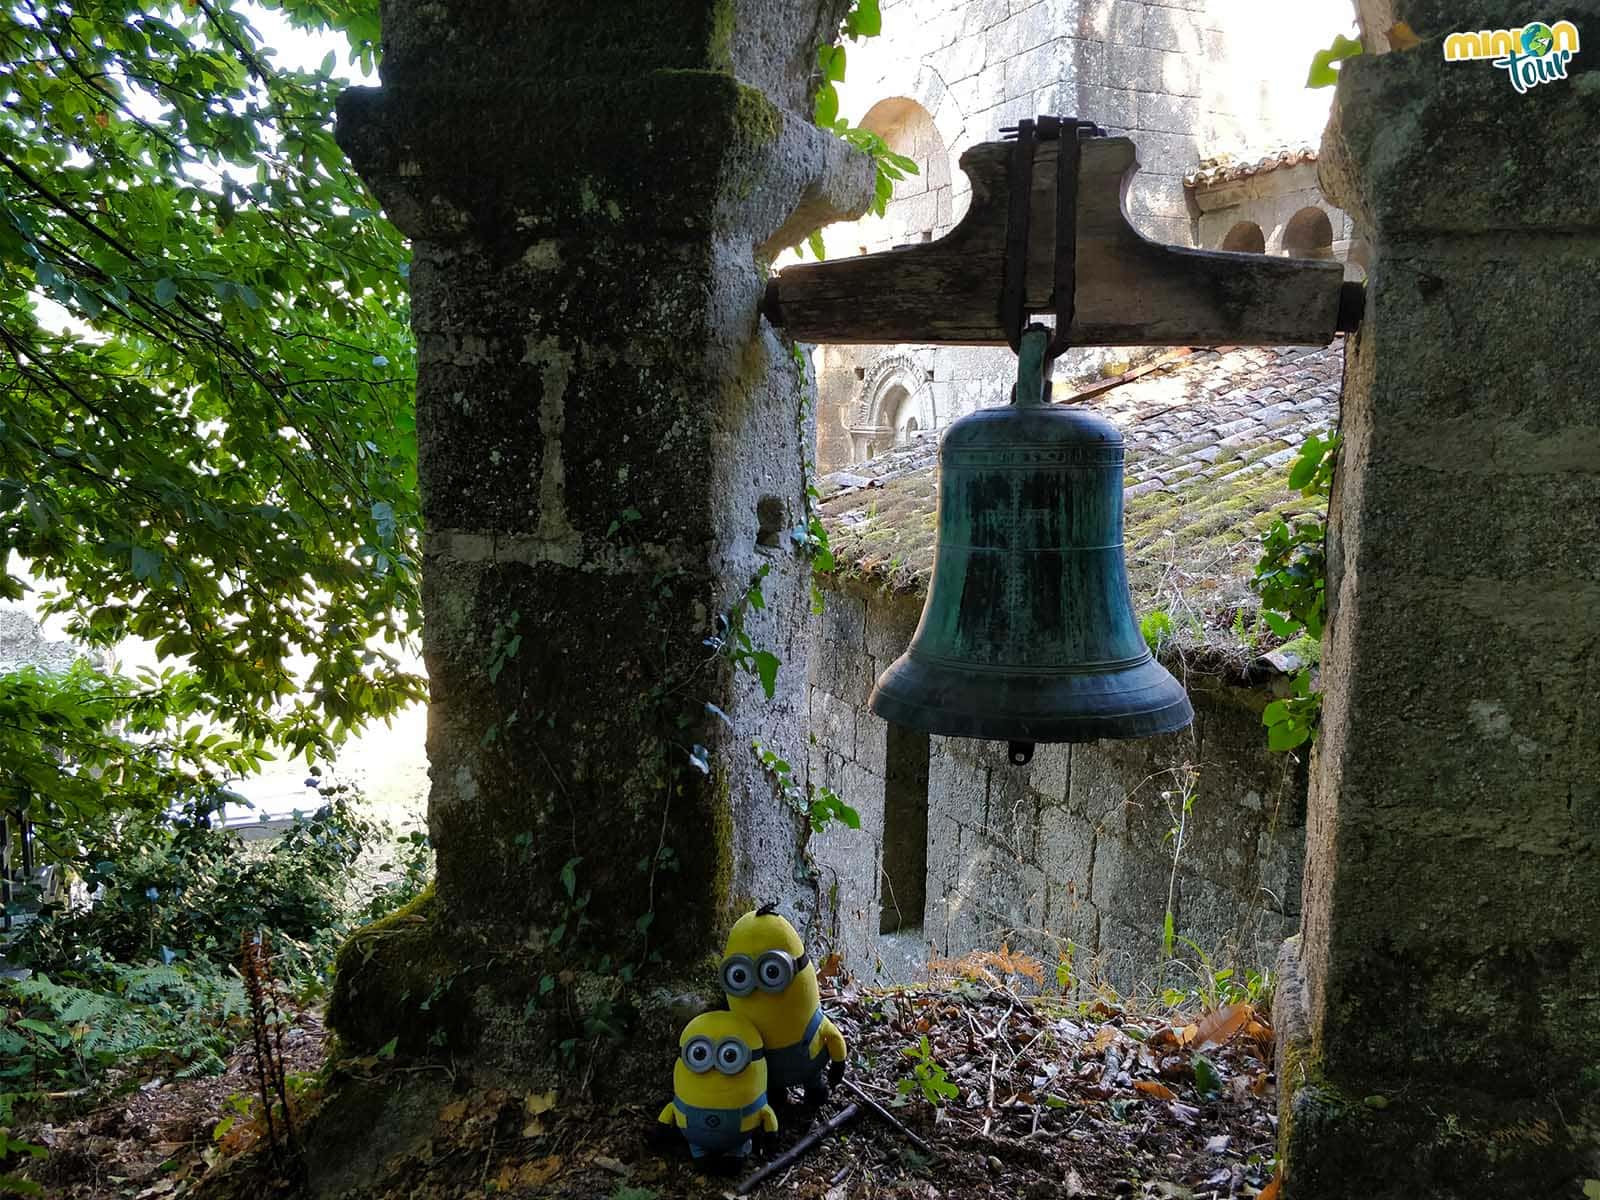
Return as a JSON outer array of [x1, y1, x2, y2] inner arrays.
[[763, 137, 1347, 348]]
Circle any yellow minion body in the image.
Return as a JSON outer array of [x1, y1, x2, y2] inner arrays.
[[657, 1011, 777, 1159], [721, 908, 846, 1096]]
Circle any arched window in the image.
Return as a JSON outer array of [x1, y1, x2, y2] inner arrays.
[[1221, 220, 1266, 254], [854, 97, 955, 251], [1283, 207, 1334, 260]]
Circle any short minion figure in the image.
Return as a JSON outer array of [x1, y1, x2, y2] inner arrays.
[[657, 1011, 778, 1160], [721, 904, 846, 1103]]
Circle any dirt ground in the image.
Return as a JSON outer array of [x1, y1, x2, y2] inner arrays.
[[14, 973, 1281, 1200]]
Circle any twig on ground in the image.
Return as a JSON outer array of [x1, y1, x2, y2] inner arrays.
[[841, 1077, 935, 1156], [735, 1103, 861, 1196]]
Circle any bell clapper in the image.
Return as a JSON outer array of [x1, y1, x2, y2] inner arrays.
[[1008, 741, 1035, 766]]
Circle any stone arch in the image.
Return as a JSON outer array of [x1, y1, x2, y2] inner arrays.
[[849, 353, 937, 462], [1221, 220, 1267, 253], [1282, 206, 1334, 259]]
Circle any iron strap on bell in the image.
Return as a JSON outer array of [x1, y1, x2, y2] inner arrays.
[[868, 116, 1194, 766]]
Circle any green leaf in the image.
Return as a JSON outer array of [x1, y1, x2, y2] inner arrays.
[[814, 81, 840, 128], [1308, 33, 1364, 88], [806, 228, 827, 260], [1262, 611, 1298, 638], [153, 277, 179, 306], [1267, 720, 1310, 751], [752, 651, 781, 698], [377, 1036, 399, 1059], [130, 546, 163, 583], [1192, 1053, 1222, 1097]]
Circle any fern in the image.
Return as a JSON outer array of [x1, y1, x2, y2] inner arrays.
[[4, 962, 244, 1089]]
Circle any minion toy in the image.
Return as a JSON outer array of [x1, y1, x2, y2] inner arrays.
[[721, 904, 846, 1104], [657, 1011, 778, 1160]]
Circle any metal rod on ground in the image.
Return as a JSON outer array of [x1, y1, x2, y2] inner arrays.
[[735, 1103, 862, 1196], [841, 1078, 936, 1157]]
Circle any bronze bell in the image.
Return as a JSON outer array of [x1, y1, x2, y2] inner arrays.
[[869, 326, 1193, 764]]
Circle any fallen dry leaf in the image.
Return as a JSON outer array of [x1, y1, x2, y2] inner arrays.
[[438, 1099, 468, 1123], [1089, 1025, 1122, 1054], [1258, 1173, 1282, 1200], [524, 1089, 558, 1115], [1193, 1003, 1252, 1051], [1387, 21, 1421, 51], [519, 1156, 563, 1187], [1134, 1080, 1178, 1101]]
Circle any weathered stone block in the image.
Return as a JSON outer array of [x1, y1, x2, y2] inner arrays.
[[1076, 84, 1136, 131], [1104, 41, 1162, 91], [1140, 3, 1200, 51], [1037, 804, 1095, 894], [930, 737, 990, 827], [1136, 90, 1201, 136], [986, 3, 1056, 63], [811, 686, 857, 759], [1005, 37, 1078, 98], [1029, 743, 1072, 804]]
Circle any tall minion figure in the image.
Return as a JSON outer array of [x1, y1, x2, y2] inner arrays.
[[657, 1011, 778, 1160], [721, 903, 846, 1103]]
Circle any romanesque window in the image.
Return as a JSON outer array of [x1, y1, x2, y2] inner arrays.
[[1282, 206, 1334, 259], [1221, 220, 1266, 253]]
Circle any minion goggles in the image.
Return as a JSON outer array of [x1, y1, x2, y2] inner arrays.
[[720, 949, 810, 997]]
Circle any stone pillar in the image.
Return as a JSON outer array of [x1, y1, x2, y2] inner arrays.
[[324, 0, 871, 1069], [1276, 8, 1600, 1196]]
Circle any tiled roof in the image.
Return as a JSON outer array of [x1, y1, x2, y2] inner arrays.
[[817, 341, 1343, 664], [1184, 147, 1319, 189]]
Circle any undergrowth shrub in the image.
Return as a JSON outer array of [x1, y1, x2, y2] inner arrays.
[[0, 788, 432, 1120]]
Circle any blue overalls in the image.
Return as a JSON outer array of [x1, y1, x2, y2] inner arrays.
[[673, 1094, 769, 1158], [764, 1007, 827, 1091]]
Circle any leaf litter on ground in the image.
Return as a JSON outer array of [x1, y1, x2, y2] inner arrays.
[[15, 953, 1284, 1199]]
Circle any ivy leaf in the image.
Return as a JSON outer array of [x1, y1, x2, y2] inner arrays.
[[1307, 33, 1364, 88], [814, 81, 840, 128], [752, 652, 781, 699], [844, 0, 882, 39]]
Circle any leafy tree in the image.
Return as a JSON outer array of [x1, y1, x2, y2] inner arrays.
[[0, 0, 418, 773]]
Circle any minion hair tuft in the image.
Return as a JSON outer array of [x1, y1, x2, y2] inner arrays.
[[756, 901, 780, 918]]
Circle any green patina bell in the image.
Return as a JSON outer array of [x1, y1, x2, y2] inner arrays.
[[869, 327, 1193, 764]]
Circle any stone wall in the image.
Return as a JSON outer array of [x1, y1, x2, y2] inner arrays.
[[806, 579, 1306, 993]]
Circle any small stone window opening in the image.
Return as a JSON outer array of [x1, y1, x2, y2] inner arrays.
[[1283, 206, 1334, 260], [755, 494, 785, 548], [880, 722, 930, 934], [1221, 220, 1266, 254]]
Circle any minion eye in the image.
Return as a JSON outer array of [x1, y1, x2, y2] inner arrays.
[[757, 951, 793, 991], [722, 956, 756, 996], [683, 1036, 714, 1072], [715, 1038, 750, 1074]]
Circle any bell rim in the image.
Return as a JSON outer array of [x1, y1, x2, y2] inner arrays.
[[867, 651, 1196, 744], [868, 687, 1195, 743]]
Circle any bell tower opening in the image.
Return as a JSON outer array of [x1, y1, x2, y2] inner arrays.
[[1283, 206, 1334, 259], [879, 722, 930, 934]]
